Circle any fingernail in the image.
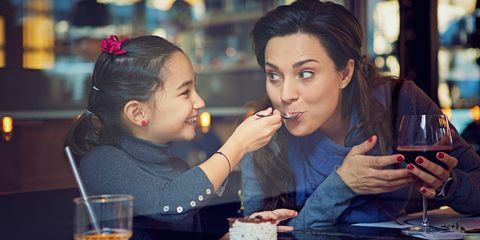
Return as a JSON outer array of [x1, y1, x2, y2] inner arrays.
[[416, 157, 424, 164], [421, 188, 426, 193], [368, 136, 373, 143], [407, 164, 414, 171], [438, 152, 444, 159], [397, 155, 404, 161]]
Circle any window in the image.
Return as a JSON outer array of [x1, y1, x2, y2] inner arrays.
[[22, 0, 54, 69]]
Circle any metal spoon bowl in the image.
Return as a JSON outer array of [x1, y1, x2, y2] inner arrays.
[[255, 111, 295, 120], [281, 113, 295, 120]]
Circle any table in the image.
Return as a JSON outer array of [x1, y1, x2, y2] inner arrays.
[[0, 188, 419, 239]]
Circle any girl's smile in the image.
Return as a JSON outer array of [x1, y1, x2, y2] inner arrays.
[[185, 115, 198, 126]]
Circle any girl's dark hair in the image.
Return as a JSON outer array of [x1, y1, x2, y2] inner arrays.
[[65, 35, 182, 159], [249, 0, 396, 211]]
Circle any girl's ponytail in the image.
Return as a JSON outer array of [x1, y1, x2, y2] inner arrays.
[[64, 111, 101, 161]]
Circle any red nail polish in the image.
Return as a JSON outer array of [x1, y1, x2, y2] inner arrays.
[[416, 157, 424, 164], [407, 164, 414, 170], [421, 188, 426, 193], [438, 152, 444, 159], [397, 155, 404, 162], [368, 136, 373, 143]]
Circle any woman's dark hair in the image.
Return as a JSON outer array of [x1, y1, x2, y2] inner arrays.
[[65, 35, 182, 159], [249, 0, 396, 211]]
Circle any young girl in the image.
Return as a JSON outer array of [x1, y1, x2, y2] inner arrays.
[[64, 35, 296, 234]]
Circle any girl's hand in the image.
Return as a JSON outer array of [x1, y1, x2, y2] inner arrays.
[[406, 152, 458, 198], [249, 209, 298, 232], [229, 107, 282, 154], [337, 135, 415, 194], [202, 108, 280, 191]]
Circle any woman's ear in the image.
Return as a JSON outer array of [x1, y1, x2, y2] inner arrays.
[[123, 100, 147, 127], [340, 59, 355, 89]]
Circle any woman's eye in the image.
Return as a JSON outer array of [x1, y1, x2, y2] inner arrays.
[[267, 72, 281, 81], [299, 71, 313, 79], [181, 89, 191, 96]]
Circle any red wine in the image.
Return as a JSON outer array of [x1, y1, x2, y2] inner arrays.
[[396, 146, 451, 170]]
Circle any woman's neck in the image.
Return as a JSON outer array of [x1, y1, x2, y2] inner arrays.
[[319, 106, 349, 146]]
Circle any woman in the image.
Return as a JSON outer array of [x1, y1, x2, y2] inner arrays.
[[241, 0, 480, 229]]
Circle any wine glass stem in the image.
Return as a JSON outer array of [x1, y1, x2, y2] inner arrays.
[[421, 196, 429, 228]]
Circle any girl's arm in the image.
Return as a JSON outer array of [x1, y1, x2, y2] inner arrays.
[[80, 108, 281, 223], [199, 108, 282, 191], [80, 147, 213, 223]]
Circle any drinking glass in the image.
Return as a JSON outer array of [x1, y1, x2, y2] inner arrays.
[[396, 114, 452, 235], [74, 194, 133, 240]]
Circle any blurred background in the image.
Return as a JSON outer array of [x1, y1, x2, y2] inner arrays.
[[0, 0, 479, 196]]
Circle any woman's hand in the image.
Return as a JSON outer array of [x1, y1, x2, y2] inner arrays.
[[249, 209, 298, 232], [228, 107, 282, 155], [337, 135, 415, 194], [406, 152, 458, 198]]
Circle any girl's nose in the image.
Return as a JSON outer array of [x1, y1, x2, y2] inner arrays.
[[193, 92, 205, 110]]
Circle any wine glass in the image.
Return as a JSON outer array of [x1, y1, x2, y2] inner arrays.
[[396, 114, 452, 235]]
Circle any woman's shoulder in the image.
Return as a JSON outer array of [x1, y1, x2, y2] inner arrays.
[[389, 79, 441, 115], [372, 76, 412, 92], [396, 79, 423, 94], [372, 77, 421, 101], [370, 77, 400, 106]]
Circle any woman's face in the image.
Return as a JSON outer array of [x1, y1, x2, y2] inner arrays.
[[264, 33, 351, 137], [147, 52, 205, 144]]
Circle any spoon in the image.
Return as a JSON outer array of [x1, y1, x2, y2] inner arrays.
[[256, 112, 295, 120], [280, 113, 295, 120], [255, 112, 273, 118]]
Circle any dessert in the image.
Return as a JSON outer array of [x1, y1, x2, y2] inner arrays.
[[228, 217, 277, 240]]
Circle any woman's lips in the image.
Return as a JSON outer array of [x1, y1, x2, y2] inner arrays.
[[281, 112, 304, 120]]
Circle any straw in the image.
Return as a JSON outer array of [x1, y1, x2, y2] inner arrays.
[[64, 146, 101, 234]]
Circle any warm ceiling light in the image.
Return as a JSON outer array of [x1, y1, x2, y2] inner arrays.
[[471, 105, 480, 121], [199, 112, 210, 128], [199, 112, 211, 134], [147, 0, 174, 10], [2, 116, 13, 133]]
